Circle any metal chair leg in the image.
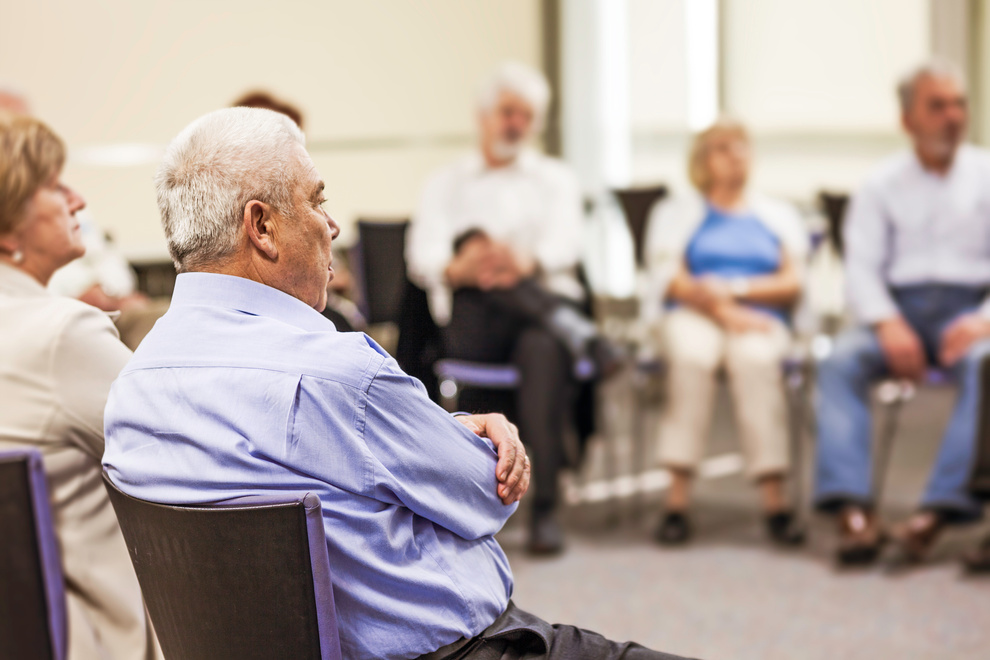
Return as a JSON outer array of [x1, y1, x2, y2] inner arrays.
[[872, 380, 914, 508], [784, 359, 810, 535]]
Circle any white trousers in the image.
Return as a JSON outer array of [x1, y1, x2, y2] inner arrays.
[[656, 307, 791, 479]]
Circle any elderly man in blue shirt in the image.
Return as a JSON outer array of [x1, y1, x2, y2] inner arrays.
[[102, 107, 690, 660], [815, 59, 990, 567]]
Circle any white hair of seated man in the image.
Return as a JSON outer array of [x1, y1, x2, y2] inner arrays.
[[897, 57, 967, 114], [476, 60, 551, 128], [155, 107, 306, 272]]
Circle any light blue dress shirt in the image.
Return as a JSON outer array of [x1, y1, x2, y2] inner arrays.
[[844, 144, 990, 324], [103, 273, 515, 660]]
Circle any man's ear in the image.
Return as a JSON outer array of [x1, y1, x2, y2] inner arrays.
[[243, 200, 279, 260]]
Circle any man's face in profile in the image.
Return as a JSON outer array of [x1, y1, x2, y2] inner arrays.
[[480, 89, 535, 163], [275, 145, 339, 311], [903, 74, 967, 163]]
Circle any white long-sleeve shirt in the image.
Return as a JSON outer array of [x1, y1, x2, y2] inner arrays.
[[47, 210, 137, 299], [406, 149, 584, 325], [845, 144, 990, 324]]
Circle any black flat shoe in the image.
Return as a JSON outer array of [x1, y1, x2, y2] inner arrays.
[[765, 510, 806, 547], [655, 511, 691, 545]]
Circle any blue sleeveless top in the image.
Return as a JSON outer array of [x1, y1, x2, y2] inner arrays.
[[682, 205, 786, 322]]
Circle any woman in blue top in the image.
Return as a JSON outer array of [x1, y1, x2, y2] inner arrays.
[[643, 118, 809, 546]]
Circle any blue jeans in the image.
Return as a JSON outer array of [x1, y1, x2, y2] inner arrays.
[[815, 285, 990, 521]]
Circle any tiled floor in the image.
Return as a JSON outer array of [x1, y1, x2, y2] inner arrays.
[[496, 372, 990, 660]]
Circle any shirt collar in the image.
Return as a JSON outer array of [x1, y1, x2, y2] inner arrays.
[[908, 143, 972, 180], [169, 272, 336, 334], [466, 147, 538, 176], [0, 261, 51, 298]]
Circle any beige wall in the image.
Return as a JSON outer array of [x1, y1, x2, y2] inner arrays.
[[627, 0, 932, 202], [0, 0, 542, 258]]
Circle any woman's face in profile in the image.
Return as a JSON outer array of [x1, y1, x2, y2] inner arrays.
[[704, 134, 751, 189], [16, 174, 87, 275]]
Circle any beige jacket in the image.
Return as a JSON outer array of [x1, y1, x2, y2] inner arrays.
[[0, 262, 159, 660]]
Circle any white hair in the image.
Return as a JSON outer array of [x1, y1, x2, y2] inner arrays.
[[476, 61, 551, 123], [156, 107, 306, 272], [897, 58, 967, 113]]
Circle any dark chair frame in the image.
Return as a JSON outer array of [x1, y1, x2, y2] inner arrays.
[[0, 448, 67, 660], [102, 474, 342, 660]]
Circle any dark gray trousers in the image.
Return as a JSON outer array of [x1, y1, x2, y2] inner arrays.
[[420, 601, 696, 660], [445, 284, 576, 512]]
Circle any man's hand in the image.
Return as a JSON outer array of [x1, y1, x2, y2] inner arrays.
[[476, 242, 534, 291], [455, 413, 530, 504], [876, 317, 926, 380], [710, 300, 773, 334], [940, 313, 990, 367], [444, 234, 533, 291]]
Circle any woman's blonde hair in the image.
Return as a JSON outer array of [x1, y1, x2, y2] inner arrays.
[[687, 117, 750, 193], [0, 112, 65, 235]]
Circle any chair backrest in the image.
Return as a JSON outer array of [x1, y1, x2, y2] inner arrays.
[[818, 191, 850, 256], [102, 474, 342, 660], [0, 449, 67, 660], [351, 219, 410, 325], [973, 356, 990, 499], [612, 184, 669, 268]]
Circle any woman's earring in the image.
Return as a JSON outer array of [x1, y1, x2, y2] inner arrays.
[[11, 250, 24, 263]]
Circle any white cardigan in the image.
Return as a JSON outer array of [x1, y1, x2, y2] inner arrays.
[[641, 191, 809, 324]]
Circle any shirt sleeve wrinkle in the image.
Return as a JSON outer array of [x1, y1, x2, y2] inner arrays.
[[362, 361, 513, 539], [844, 183, 900, 324]]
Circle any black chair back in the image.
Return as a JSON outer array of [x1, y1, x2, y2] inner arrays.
[[612, 184, 669, 267], [818, 191, 850, 256], [0, 449, 67, 660], [972, 356, 990, 498], [102, 474, 342, 660], [352, 219, 410, 325]]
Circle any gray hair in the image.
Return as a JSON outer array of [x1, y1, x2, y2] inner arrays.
[[897, 58, 966, 113], [476, 61, 551, 123], [155, 107, 306, 272]]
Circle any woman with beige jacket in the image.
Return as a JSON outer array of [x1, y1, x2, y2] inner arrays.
[[0, 112, 160, 659], [643, 118, 809, 547]]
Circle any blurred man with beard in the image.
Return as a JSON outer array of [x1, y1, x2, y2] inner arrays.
[[815, 59, 990, 567], [407, 62, 617, 555]]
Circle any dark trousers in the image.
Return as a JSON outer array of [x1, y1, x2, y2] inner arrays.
[[421, 601, 695, 660], [445, 282, 577, 512]]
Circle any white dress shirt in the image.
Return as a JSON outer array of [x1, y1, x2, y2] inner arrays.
[[406, 149, 584, 325], [845, 144, 990, 324], [48, 210, 137, 299]]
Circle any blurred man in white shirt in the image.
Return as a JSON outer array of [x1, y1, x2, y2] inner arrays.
[[407, 62, 615, 555], [815, 59, 990, 567]]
